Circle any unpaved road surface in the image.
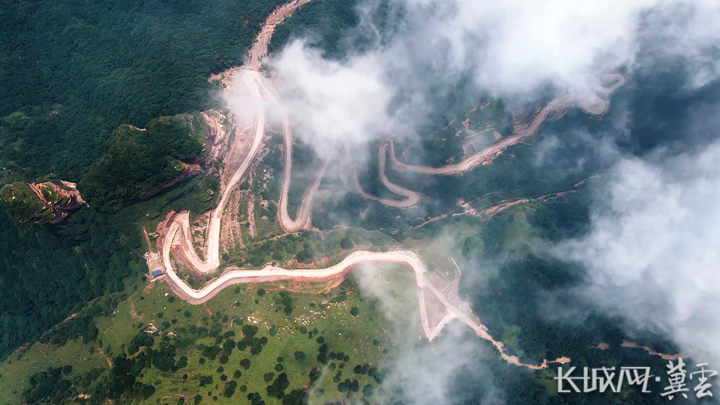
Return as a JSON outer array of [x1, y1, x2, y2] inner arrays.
[[355, 143, 421, 208], [251, 72, 327, 232], [247, 0, 312, 69], [162, 70, 269, 273], [161, 242, 567, 369], [277, 113, 328, 232], [389, 74, 625, 176]]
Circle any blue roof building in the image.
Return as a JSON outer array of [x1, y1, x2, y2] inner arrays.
[[151, 269, 163, 277]]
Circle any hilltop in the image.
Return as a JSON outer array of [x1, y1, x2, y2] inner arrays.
[[0, 180, 84, 224]]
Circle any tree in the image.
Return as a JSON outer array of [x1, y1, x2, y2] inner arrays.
[[224, 381, 238, 397], [349, 380, 360, 392], [350, 307, 359, 316], [294, 351, 307, 360], [242, 324, 259, 338], [340, 237, 353, 249], [282, 388, 308, 405], [223, 339, 236, 353]]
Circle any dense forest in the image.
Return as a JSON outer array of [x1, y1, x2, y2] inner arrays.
[[79, 115, 205, 212], [0, 204, 137, 360], [269, 0, 361, 59], [0, 0, 288, 182]]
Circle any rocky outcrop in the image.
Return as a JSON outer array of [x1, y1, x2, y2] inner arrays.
[[0, 180, 85, 224]]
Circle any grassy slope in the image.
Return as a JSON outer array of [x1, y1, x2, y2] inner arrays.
[[0, 340, 108, 404], [0, 263, 420, 404]]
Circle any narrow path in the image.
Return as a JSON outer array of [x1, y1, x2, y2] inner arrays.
[[620, 341, 686, 360]]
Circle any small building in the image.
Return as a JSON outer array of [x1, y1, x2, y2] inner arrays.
[[151, 269, 163, 277]]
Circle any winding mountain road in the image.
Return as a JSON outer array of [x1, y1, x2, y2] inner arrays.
[[354, 143, 421, 208], [158, 66, 567, 370], [388, 74, 625, 176], [152, 0, 639, 371]]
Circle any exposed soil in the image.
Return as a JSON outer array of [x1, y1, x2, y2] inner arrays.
[[247, 196, 257, 238], [621, 341, 686, 360], [25, 180, 85, 224], [140, 162, 203, 200], [246, 0, 312, 70]]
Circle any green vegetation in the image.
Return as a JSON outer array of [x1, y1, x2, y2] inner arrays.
[[224, 226, 392, 269], [0, 0, 297, 366], [40, 185, 58, 203], [79, 115, 205, 212], [0, 163, 220, 363], [0, 0, 290, 181], [269, 0, 360, 59], [0, 182, 45, 222], [284, 142, 322, 219], [0, 1, 682, 404], [0, 268, 399, 404]]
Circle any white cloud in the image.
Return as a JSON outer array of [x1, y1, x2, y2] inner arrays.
[[557, 142, 720, 363], [270, 41, 394, 160], [266, 0, 720, 155]]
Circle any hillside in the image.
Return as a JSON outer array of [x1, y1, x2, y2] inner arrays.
[[1, 0, 718, 404], [0, 180, 84, 224]]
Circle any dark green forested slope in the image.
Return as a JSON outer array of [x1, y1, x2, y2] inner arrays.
[[0, 0, 287, 181], [79, 115, 204, 212], [0, 204, 137, 360], [269, 0, 361, 58]]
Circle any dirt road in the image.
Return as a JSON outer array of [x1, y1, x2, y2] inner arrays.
[[247, 0, 312, 69], [161, 242, 566, 369], [354, 143, 421, 208], [389, 74, 625, 176], [159, 0, 326, 274], [277, 113, 328, 232], [162, 70, 269, 273], [249, 72, 327, 232]]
